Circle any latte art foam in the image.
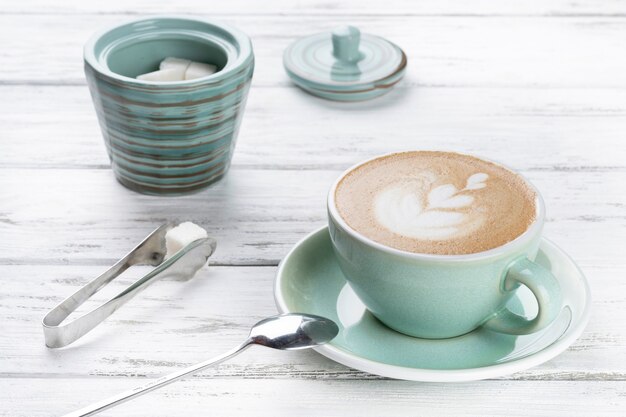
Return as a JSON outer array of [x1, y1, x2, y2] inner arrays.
[[334, 151, 537, 255], [375, 172, 488, 240]]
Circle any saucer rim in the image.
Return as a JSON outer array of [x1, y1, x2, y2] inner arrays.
[[274, 226, 592, 382]]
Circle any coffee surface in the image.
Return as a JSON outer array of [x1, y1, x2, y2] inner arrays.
[[334, 151, 537, 255]]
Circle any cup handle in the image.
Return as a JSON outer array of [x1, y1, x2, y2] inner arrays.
[[482, 257, 562, 335]]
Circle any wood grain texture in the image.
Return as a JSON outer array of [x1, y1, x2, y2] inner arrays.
[[1, 0, 625, 415], [3, 379, 625, 417], [3, 0, 626, 16], [1, 15, 626, 88], [0, 168, 624, 266], [2, 86, 626, 170], [0, 265, 623, 380]]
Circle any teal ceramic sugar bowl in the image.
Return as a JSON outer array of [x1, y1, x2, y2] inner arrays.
[[84, 17, 254, 195]]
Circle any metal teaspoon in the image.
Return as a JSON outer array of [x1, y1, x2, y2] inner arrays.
[[62, 313, 339, 417]]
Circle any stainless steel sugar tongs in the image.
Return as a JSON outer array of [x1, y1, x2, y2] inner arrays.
[[42, 223, 216, 348]]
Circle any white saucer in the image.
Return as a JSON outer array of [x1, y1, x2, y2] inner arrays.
[[274, 227, 591, 382]]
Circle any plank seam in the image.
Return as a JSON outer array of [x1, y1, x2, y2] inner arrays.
[[2, 12, 626, 17]]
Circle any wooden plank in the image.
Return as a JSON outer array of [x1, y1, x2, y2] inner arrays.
[[3, 378, 626, 417], [0, 265, 622, 380], [0, 168, 623, 265], [2, 85, 626, 170], [4, 0, 626, 16], [2, 378, 626, 417], [1, 15, 626, 88]]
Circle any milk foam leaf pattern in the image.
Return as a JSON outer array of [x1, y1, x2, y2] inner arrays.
[[413, 211, 466, 227], [428, 184, 458, 205], [429, 193, 474, 209], [374, 173, 489, 240], [424, 172, 488, 212], [465, 173, 489, 190]]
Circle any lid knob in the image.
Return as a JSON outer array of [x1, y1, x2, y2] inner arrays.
[[332, 26, 363, 64]]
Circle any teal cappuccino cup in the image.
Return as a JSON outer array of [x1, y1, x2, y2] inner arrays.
[[327, 153, 562, 339], [84, 17, 254, 195]]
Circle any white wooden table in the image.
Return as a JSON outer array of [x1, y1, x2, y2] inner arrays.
[[1, 1, 625, 415]]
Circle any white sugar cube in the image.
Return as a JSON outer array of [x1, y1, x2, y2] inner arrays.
[[136, 67, 185, 82], [137, 57, 217, 82], [185, 62, 218, 80], [165, 222, 208, 258], [160, 57, 192, 72]]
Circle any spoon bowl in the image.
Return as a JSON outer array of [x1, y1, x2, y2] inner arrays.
[[249, 313, 339, 350]]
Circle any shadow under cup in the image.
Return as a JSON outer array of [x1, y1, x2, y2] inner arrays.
[[84, 17, 254, 195]]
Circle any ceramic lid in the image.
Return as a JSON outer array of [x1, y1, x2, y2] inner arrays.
[[283, 26, 407, 101]]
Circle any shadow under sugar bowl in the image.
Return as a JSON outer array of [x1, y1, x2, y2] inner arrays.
[[84, 17, 254, 195]]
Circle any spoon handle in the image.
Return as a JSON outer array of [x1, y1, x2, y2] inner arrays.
[[62, 341, 252, 417]]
